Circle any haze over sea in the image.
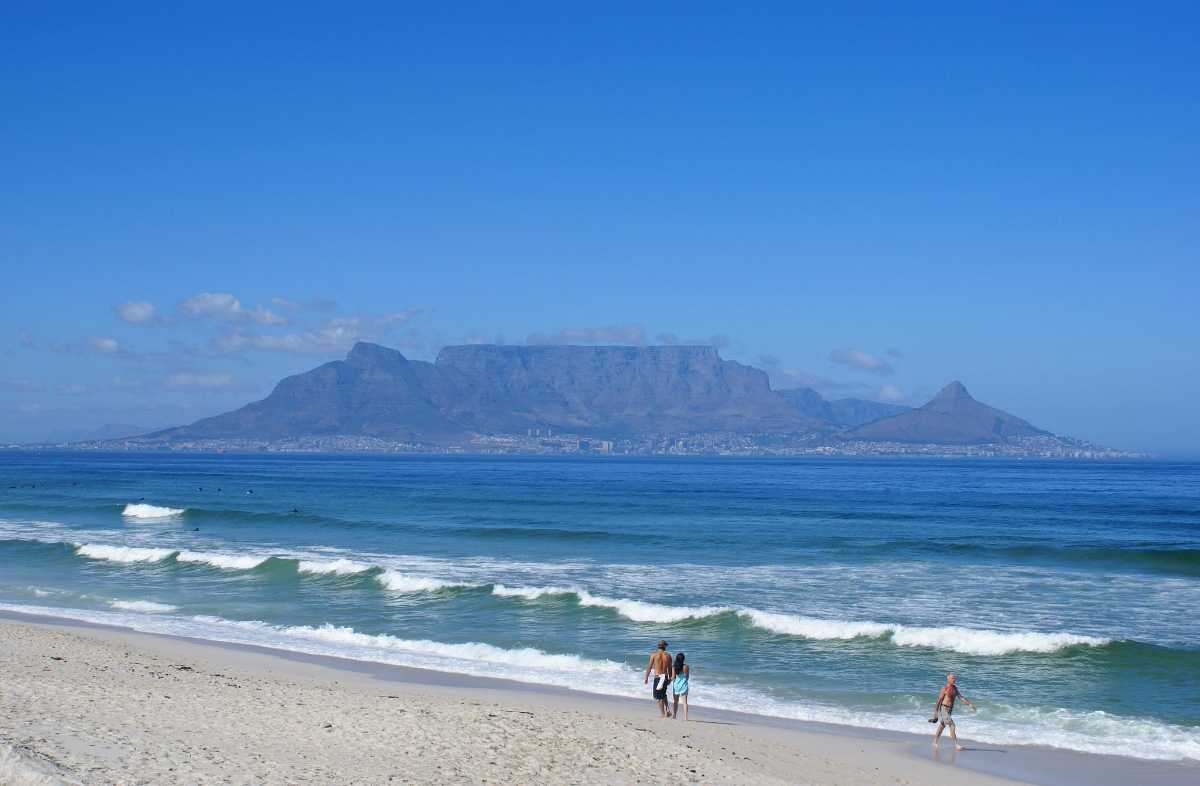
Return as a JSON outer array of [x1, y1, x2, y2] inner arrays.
[[2, 451, 1198, 762]]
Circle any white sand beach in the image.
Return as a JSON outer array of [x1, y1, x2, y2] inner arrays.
[[1, 612, 1194, 786]]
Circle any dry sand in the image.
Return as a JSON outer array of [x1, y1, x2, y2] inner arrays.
[[1, 613, 1193, 785]]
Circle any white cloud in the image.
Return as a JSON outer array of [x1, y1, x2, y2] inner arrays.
[[214, 310, 420, 356], [876, 384, 906, 402], [88, 336, 121, 354], [755, 355, 869, 395], [527, 324, 646, 346], [178, 292, 285, 325], [164, 372, 234, 389], [114, 301, 158, 324], [829, 348, 895, 376]]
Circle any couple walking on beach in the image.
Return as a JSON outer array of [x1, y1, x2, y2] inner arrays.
[[643, 639, 690, 720]]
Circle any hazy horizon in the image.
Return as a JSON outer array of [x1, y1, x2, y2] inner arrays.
[[3, 5, 1197, 456]]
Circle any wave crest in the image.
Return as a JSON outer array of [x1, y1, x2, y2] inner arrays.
[[76, 544, 175, 563], [491, 585, 1109, 654], [175, 551, 270, 571], [376, 571, 469, 593], [296, 559, 372, 575], [109, 599, 177, 613], [122, 503, 185, 519], [492, 584, 729, 623]]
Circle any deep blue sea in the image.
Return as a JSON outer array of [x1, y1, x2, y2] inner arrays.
[[2, 452, 1198, 761]]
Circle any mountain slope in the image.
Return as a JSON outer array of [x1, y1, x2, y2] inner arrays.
[[155, 342, 823, 442], [777, 388, 910, 428], [848, 381, 1048, 444], [154, 343, 461, 441]]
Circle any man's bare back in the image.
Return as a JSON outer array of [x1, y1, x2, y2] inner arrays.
[[643, 640, 674, 717]]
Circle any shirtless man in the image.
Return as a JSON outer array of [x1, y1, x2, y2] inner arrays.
[[930, 673, 976, 750], [643, 640, 674, 717]]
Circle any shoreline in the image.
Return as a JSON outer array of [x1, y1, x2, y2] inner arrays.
[[3, 610, 1195, 785]]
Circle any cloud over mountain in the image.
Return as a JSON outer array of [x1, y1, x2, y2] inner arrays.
[[829, 348, 894, 375]]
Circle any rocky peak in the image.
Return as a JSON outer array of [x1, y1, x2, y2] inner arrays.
[[930, 380, 971, 403]]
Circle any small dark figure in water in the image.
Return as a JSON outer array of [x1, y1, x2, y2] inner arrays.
[[291, 508, 300, 514], [192, 527, 200, 532], [247, 489, 254, 495]]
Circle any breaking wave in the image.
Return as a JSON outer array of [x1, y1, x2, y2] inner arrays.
[[76, 544, 175, 563], [375, 571, 472, 593], [295, 558, 373, 575], [108, 599, 177, 613], [175, 551, 271, 571], [492, 584, 730, 623], [121, 503, 186, 519], [492, 586, 1110, 655]]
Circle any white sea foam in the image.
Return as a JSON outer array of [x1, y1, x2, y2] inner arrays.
[[492, 584, 732, 623], [121, 503, 185, 519], [491, 584, 572, 600], [490, 587, 1109, 655], [1, 602, 1195, 762], [76, 544, 175, 563], [109, 600, 178, 613], [886, 625, 1109, 655], [739, 609, 893, 639], [176, 551, 270, 571], [296, 558, 373, 575], [375, 571, 468, 593], [576, 591, 730, 623], [742, 610, 1109, 654], [0, 743, 78, 786]]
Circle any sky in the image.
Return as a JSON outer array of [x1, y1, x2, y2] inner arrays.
[[2, 3, 1197, 454]]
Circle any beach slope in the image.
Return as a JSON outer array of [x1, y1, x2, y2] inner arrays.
[[0, 615, 1035, 786]]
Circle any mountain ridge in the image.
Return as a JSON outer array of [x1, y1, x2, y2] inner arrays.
[[139, 342, 1092, 453]]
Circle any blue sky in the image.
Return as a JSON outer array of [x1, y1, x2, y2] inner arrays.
[[2, 3, 1197, 454]]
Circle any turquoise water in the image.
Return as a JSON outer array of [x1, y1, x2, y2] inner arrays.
[[1, 451, 1198, 761]]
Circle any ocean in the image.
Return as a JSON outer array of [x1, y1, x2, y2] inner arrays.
[[1, 451, 1197, 762]]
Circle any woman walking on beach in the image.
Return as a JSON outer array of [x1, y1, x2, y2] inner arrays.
[[671, 652, 690, 720]]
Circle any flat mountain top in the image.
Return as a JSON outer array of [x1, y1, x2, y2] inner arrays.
[[155, 342, 821, 441]]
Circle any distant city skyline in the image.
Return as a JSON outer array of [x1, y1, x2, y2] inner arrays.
[[3, 4, 1197, 455]]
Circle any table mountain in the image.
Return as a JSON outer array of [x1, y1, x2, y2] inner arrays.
[[152, 342, 824, 442]]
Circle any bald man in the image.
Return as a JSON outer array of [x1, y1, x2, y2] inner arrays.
[[930, 673, 976, 750]]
